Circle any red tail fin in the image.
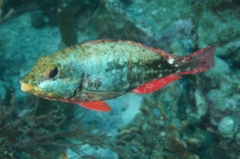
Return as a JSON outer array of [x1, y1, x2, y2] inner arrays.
[[179, 45, 217, 75]]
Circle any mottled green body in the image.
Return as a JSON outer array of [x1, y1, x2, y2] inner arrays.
[[20, 40, 192, 102], [73, 41, 180, 90]]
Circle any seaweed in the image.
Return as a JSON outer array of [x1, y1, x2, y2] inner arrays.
[[0, 93, 138, 159], [0, 93, 69, 159]]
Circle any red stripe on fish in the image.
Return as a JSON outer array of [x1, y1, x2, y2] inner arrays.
[[131, 75, 180, 94]]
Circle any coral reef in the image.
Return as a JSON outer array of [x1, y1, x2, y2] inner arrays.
[[115, 78, 240, 159], [0, 92, 139, 159], [1, 0, 240, 158], [115, 82, 202, 159], [0, 93, 67, 159], [92, 0, 155, 44]]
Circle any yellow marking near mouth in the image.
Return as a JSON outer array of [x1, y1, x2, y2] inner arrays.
[[20, 81, 33, 92]]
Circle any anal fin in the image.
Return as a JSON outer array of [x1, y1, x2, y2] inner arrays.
[[131, 75, 180, 94], [78, 101, 111, 112]]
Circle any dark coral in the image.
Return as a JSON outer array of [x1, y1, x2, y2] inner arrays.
[[0, 93, 138, 159], [0, 94, 68, 159], [115, 86, 240, 159]]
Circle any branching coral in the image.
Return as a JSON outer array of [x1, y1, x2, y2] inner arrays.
[[0, 94, 68, 159], [0, 93, 138, 159]]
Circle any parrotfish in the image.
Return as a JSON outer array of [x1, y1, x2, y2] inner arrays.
[[20, 40, 216, 112]]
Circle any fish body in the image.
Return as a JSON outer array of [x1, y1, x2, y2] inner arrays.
[[20, 40, 216, 112]]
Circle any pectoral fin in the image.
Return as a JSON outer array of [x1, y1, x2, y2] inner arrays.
[[131, 75, 181, 94], [78, 101, 111, 112]]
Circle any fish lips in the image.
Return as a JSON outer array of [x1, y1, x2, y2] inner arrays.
[[20, 81, 35, 92], [20, 80, 45, 96], [19, 80, 67, 100]]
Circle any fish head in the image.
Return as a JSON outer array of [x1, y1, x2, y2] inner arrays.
[[20, 55, 84, 100]]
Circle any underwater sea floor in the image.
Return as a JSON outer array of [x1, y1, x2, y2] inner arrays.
[[1, 0, 240, 159]]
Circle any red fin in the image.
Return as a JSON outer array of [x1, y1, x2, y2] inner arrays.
[[179, 45, 217, 75], [131, 75, 180, 94], [78, 101, 111, 112]]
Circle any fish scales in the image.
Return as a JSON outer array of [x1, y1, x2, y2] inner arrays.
[[68, 41, 169, 91], [20, 40, 217, 112]]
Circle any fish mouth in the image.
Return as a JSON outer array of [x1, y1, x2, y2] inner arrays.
[[20, 81, 39, 94], [20, 81, 35, 92], [20, 81, 60, 100]]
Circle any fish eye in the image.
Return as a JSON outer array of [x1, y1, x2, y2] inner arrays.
[[47, 67, 59, 79]]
